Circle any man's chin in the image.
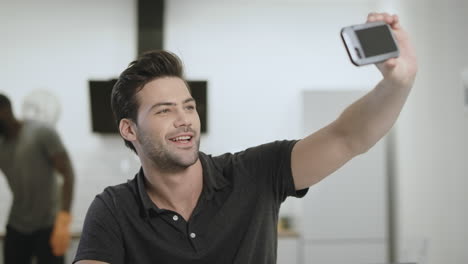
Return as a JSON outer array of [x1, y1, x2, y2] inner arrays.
[[164, 149, 198, 168], [178, 154, 199, 168]]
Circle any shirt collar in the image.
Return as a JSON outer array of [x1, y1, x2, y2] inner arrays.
[[136, 152, 230, 217], [199, 152, 230, 200]]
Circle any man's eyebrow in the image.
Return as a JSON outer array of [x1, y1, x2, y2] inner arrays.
[[183, 98, 195, 104], [149, 98, 195, 111], [149, 102, 175, 110]]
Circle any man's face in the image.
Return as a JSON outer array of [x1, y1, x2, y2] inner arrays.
[[133, 77, 201, 170]]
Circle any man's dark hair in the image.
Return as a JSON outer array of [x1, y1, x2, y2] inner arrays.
[[111, 50, 185, 153], [0, 93, 12, 109]]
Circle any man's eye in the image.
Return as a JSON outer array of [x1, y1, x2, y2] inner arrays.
[[157, 109, 170, 114], [186, 105, 196, 110]]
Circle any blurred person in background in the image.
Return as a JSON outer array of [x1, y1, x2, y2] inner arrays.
[[0, 93, 75, 264]]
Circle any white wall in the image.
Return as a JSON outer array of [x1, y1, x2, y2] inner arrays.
[[394, 0, 468, 263]]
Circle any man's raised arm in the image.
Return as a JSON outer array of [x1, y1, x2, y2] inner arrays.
[[291, 12, 418, 190]]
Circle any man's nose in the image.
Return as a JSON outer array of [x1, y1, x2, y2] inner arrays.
[[174, 110, 192, 128]]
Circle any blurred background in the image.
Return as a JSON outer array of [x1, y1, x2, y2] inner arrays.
[[0, 0, 467, 263]]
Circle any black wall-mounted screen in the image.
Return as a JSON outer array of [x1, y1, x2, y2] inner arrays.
[[89, 79, 208, 134], [89, 79, 118, 133], [188, 81, 207, 133]]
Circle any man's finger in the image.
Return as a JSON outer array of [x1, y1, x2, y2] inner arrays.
[[391, 14, 401, 29]]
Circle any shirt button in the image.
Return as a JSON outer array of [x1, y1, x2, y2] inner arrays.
[[190, 232, 196, 239], [173, 215, 179, 221]]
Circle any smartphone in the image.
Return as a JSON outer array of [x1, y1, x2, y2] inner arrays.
[[341, 21, 399, 66]]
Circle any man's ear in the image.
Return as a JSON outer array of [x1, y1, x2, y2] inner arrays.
[[119, 118, 137, 142]]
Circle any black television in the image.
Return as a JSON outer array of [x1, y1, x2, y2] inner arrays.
[[187, 80, 208, 133], [89, 79, 118, 133], [89, 79, 208, 134]]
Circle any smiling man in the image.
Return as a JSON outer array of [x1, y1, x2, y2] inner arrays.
[[74, 12, 417, 264]]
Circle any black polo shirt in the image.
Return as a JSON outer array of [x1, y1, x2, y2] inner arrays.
[[74, 140, 308, 264]]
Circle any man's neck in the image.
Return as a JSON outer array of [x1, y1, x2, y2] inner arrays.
[[142, 159, 203, 221]]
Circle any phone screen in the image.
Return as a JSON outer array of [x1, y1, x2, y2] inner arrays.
[[355, 25, 397, 57]]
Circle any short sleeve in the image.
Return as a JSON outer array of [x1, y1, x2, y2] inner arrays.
[[73, 195, 125, 264], [37, 124, 66, 157], [240, 140, 308, 204]]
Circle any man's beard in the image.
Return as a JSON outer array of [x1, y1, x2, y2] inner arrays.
[[137, 129, 200, 172]]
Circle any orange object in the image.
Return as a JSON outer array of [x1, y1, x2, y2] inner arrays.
[[49, 211, 72, 256]]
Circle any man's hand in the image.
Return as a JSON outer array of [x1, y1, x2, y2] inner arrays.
[[368, 12, 418, 87], [50, 211, 72, 256]]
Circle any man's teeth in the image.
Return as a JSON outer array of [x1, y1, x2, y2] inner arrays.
[[171, 136, 191, 142]]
